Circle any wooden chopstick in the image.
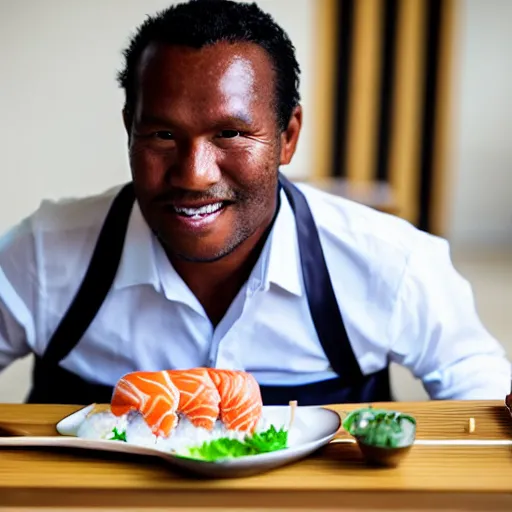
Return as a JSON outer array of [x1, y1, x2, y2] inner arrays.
[[414, 439, 512, 446], [330, 438, 512, 446]]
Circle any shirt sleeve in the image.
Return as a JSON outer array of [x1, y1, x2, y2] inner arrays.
[[0, 219, 38, 371], [388, 234, 511, 399]]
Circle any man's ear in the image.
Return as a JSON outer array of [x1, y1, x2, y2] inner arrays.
[[279, 105, 303, 165]]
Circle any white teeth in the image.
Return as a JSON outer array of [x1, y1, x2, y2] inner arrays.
[[174, 202, 224, 217]]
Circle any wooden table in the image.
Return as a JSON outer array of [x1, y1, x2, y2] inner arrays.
[[0, 400, 510, 511]]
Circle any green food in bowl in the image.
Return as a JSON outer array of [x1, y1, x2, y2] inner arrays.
[[342, 407, 416, 448]]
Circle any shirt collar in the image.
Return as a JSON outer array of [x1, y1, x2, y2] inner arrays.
[[112, 199, 161, 291], [112, 187, 304, 298], [262, 187, 303, 297]]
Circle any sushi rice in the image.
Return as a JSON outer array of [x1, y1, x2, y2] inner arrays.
[[76, 409, 279, 456]]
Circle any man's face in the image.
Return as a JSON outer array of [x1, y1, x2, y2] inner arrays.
[[125, 41, 300, 262]]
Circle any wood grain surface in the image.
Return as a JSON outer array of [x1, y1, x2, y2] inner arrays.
[[0, 400, 510, 510]]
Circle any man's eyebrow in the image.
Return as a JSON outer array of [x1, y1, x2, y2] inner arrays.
[[137, 113, 173, 126], [212, 112, 253, 128], [137, 111, 254, 129], [228, 111, 253, 125]]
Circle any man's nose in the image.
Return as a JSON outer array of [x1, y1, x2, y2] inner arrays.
[[168, 140, 220, 191]]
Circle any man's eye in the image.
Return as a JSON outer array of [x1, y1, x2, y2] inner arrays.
[[154, 131, 174, 140], [218, 130, 242, 139]]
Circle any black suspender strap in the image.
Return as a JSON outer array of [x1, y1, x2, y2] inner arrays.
[[42, 183, 136, 364], [278, 173, 364, 382]]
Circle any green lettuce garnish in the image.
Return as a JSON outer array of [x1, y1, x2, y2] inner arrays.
[[342, 407, 416, 448], [185, 425, 288, 461], [109, 427, 127, 442]]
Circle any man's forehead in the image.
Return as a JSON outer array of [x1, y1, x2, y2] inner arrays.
[[136, 41, 274, 92], [132, 42, 277, 127]]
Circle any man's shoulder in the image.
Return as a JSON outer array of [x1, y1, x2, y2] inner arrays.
[[0, 184, 128, 270], [296, 182, 426, 258], [30, 184, 126, 235], [295, 182, 449, 318]]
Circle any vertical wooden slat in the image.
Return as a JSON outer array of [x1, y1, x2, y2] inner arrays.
[[345, 0, 383, 182], [375, 0, 399, 182], [312, 0, 338, 179], [387, 0, 426, 224], [331, 0, 355, 178], [418, 0, 442, 232], [430, 0, 458, 236]]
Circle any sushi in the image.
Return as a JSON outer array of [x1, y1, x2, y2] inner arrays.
[[208, 369, 262, 432], [110, 368, 262, 437], [110, 370, 181, 438], [76, 368, 286, 460]]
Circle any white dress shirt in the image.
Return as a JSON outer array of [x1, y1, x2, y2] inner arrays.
[[0, 182, 510, 399]]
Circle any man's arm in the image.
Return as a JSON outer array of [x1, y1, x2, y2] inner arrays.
[[388, 234, 511, 399], [0, 219, 37, 371]]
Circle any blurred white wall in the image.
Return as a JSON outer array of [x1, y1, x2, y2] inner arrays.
[[447, 0, 512, 247], [0, 0, 316, 234]]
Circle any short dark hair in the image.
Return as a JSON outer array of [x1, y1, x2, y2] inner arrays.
[[117, 0, 301, 131]]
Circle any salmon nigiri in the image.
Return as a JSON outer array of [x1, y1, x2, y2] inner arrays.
[[111, 370, 180, 438], [166, 368, 220, 430], [207, 369, 263, 433], [111, 368, 222, 436], [110, 368, 263, 439]]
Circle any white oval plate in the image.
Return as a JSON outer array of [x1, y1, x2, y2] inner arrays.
[[1, 404, 341, 478]]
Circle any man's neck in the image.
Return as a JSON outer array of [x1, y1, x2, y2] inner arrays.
[[167, 220, 273, 327], [168, 185, 283, 326]]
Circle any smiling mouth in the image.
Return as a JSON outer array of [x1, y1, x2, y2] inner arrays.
[[171, 201, 227, 219]]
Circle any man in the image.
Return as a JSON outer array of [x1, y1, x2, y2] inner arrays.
[[0, 0, 509, 405]]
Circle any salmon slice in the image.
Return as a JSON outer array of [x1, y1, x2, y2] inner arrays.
[[165, 368, 220, 430], [208, 369, 263, 433], [111, 371, 180, 438]]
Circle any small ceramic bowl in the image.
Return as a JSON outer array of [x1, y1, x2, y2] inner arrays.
[[342, 407, 416, 468], [355, 438, 413, 467]]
